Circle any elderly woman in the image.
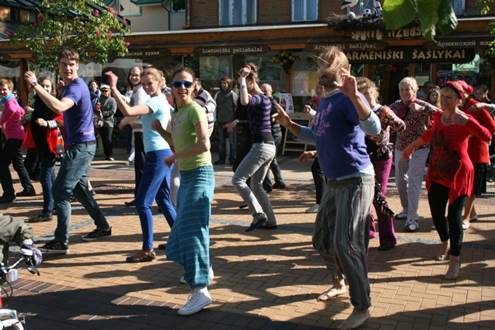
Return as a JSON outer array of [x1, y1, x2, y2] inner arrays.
[[357, 77, 405, 250], [390, 77, 440, 232], [403, 81, 492, 280], [277, 46, 380, 329]]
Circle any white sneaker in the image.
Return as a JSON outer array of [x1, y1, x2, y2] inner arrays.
[[462, 220, 470, 230], [177, 287, 212, 316], [305, 204, 319, 213], [180, 266, 214, 284]]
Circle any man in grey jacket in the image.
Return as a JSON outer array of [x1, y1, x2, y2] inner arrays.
[[214, 76, 238, 165]]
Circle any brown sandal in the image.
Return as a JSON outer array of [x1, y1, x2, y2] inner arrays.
[[126, 250, 156, 263]]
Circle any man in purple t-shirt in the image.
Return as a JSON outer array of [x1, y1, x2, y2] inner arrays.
[[24, 49, 111, 254]]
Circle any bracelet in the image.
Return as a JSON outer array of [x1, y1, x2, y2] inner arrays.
[[31, 80, 38, 87]]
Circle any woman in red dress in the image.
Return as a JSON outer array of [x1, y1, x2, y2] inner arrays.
[[402, 81, 492, 280]]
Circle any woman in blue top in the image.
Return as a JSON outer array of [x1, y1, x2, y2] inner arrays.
[[232, 63, 277, 231], [277, 47, 381, 330], [106, 68, 176, 263]]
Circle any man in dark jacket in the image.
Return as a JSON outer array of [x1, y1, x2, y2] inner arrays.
[[214, 76, 238, 165]]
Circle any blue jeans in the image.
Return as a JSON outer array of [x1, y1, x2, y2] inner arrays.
[[232, 142, 276, 226], [136, 149, 176, 250], [53, 142, 109, 244], [39, 153, 56, 216]]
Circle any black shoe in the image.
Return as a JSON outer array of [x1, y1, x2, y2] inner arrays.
[[157, 243, 167, 250], [378, 244, 395, 251], [245, 215, 267, 232], [0, 195, 15, 203], [28, 213, 53, 223], [81, 227, 112, 241], [124, 199, 135, 207], [260, 224, 278, 230], [239, 203, 248, 209], [40, 240, 68, 254], [105, 157, 115, 161], [272, 182, 287, 189], [16, 189, 36, 197]]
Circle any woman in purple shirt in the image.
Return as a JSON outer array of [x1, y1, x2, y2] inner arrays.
[[277, 47, 380, 330], [232, 63, 277, 231]]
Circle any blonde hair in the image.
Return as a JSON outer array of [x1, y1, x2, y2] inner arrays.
[[317, 47, 349, 89], [0, 78, 13, 90], [399, 77, 418, 91], [142, 67, 163, 83], [356, 77, 377, 94]]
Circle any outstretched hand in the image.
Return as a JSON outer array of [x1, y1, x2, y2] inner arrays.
[[298, 150, 317, 162], [274, 102, 291, 127]]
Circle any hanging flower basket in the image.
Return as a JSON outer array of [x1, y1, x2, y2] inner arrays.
[[272, 51, 299, 73]]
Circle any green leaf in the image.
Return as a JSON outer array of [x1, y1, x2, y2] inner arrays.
[[383, 0, 418, 30], [437, 0, 457, 35], [417, 0, 441, 40]]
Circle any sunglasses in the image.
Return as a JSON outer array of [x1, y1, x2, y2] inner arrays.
[[172, 80, 193, 89]]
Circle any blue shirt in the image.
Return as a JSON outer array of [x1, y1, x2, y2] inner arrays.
[[62, 78, 95, 145], [311, 91, 375, 180], [142, 94, 172, 153]]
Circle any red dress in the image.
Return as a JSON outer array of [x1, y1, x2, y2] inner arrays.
[[422, 112, 492, 204], [462, 97, 495, 164]]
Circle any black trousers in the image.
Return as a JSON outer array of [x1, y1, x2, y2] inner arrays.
[[134, 131, 146, 198], [311, 157, 325, 204], [24, 148, 40, 180], [98, 126, 113, 158], [427, 182, 467, 257], [263, 133, 285, 190], [0, 139, 34, 196]]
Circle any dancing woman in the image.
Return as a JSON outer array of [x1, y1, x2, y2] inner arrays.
[[106, 68, 176, 262], [276, 47, 380, 329], [403, 81, 492, 280]]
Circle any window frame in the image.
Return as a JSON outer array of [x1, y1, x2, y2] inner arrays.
[[218, 0, 258, 26], [291, 0, 319, 22]]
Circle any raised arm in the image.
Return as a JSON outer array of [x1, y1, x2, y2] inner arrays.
[[24, 71, 74, 114], [105, 71, 150, 117]]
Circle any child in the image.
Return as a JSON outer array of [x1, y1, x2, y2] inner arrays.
[[0, 79, 35, 203]]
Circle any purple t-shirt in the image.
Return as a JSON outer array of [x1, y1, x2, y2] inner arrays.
[[313, 91, 372, 179], [248, 94, 273, 143], [62, 78, 95, 145]]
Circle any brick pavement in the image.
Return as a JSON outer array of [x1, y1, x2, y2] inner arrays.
[[1, 155, 495, 330]]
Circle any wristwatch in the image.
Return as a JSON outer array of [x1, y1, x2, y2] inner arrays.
[[31, 80, 38, 88]]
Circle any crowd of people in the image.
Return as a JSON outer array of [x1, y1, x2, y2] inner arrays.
[[0, 46, 495, 328]]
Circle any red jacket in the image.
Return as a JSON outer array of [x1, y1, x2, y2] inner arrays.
[[462, 97, 495, 164]]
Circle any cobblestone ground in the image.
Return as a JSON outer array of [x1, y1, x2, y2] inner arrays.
[[1, 154, 494, 330]]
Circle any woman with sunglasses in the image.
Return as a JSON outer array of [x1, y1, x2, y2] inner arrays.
[[150, 68, 214, 315], [105, 68, 176, 263], [232, 63, 277, 231], [402, 81, 492, 279]]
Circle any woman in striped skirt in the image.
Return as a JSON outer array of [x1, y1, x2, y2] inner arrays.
[[154, 67, 215, 316]]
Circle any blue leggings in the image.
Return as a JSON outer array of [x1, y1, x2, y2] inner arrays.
[[135, 149, 176, 250]]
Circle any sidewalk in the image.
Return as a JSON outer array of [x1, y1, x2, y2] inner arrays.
[[2, 155, 495, 330]]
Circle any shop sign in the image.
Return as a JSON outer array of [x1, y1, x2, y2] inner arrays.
[[124, 49, 169, 58], [309, 42, 383, 52], [351, 26, 422, 41], [345, 47, 476, 63], [197, 46, 267, 56]]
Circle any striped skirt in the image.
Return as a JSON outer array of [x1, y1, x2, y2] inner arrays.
[[167, 165, 215, 288]]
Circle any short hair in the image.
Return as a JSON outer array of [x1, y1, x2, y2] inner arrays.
[[0, 78, 14, 90], [356, 77, 378, 94], [58, 48, 79, 63], [171, 67, 196, 81], [142, 67, 163, 83], [220, 76, 232, 89], [398, 77, 418, 91], [317, 46, 349, 89]]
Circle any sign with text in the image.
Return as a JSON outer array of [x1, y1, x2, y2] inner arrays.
[[350, 26, 423, 41], [197, 46, 268, 56], [345, 47, 476, 64]]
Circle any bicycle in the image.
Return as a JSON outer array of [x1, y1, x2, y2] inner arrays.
[[0, 246, 42, 330]]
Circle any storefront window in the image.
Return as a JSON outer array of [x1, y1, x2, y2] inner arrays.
[[199, 55, 232, 88], [292, 0, 318, 22], [245, 52, 284, 92], [219, 0, 257, 26], [453, 0, 465, 16]]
